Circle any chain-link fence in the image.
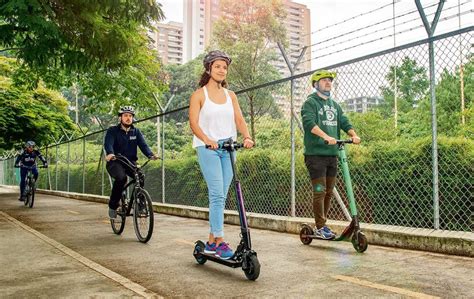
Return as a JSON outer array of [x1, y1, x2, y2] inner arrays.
[[1, 27, 472, 232]]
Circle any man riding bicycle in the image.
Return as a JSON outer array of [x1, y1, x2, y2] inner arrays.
[[14, 141, 48, 201], [104, 106, 159, 220]]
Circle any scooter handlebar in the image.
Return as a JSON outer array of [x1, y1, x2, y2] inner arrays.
[[205, 141, 244, 150], [324, 139, 353, 145]]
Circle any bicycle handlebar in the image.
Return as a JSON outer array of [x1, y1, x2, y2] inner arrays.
[[112, 154, 153, 171], [16, 164, 47, 169]]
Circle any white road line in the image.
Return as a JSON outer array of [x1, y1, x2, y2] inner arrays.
[[0, 211, 162, 299], [332, 275, 440, 299]]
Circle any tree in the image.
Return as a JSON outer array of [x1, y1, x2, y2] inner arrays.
[[0, 0, 164, 72], [1, 0, 168, 114], [161, 55, 204, 123], [397, 56, 474, 138], [211, 0, 287, 140], [379, 56, 429, 117], [435, 57, 473, 137], [0, 57, 75, 151]]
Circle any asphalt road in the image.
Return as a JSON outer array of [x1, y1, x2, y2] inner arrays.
[[0, 187, 472, 298]]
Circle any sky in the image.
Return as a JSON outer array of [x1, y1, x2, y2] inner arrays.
[[158, 0, 473, 69]]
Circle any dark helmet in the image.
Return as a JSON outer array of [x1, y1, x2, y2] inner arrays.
[[203, 50, 232, 71], [118, 106, 135, 116], [25, 141, 36, 148]]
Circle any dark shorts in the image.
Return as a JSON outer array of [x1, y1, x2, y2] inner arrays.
[[304, 155, 338, 180]]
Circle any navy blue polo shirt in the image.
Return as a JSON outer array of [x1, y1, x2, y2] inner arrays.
[[104, 124, 153, 163]]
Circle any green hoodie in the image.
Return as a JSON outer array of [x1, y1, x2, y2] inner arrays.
[[301, 92, 353, 156]]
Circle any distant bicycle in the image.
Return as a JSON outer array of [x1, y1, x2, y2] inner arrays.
[[110, 155, 155, 243], [15, 164, 46, 208]]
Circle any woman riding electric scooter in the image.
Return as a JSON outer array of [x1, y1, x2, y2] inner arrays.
[[188, 50, 256, 262]]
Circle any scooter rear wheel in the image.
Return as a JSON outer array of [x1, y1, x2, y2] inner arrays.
[[193, 241, 207, 265], [299, 225, 313, 245], [352, 231, 368, 253], [243, 253, 260, 281]]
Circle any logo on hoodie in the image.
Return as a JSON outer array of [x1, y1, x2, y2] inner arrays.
[[322, 105, 337, 126]]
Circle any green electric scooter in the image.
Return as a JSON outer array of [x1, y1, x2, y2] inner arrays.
[[299, 139, 368, 253]]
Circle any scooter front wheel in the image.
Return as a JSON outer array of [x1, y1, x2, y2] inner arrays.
[[352, 231, 368, 253], [193, 241, 207, 265], [243, 253, 260, 281], [299, 224, 313, 245]]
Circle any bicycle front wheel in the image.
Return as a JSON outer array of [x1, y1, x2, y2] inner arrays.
[[132, 189, 154, 243], [24, 179, 31, 207], [28, 183, 35, 208]]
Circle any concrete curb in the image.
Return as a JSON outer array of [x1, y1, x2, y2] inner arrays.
[[3, 186, 472, 257]]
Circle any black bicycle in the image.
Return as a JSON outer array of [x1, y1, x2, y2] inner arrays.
[[110, 155, 155, 243], [16, 164, 46, 208]]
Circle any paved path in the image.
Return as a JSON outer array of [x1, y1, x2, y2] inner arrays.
[[0, 187, 472, 298]]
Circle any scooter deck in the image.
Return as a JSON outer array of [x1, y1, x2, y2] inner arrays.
[[305, 234, 351, 242], [199, 252, 243, 268]]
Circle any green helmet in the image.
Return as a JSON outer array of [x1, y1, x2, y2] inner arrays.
[[310, 70, 336, 83]]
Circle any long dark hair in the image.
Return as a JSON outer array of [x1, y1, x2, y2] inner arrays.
[[198, 62, 228, 88]]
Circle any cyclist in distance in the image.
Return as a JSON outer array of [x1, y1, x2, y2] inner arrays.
[[14, 141, 48, 201], [104, 106, 159, 220]]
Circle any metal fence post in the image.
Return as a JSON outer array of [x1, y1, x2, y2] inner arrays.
[[278, 42, 307, 217], [415, 0, 444, 229], [162, 113, 165, 203], [154, 94, 176, 204], [55, 144, 59, 191], [82, 136, 86, 194], [67, 140, 70, 192]]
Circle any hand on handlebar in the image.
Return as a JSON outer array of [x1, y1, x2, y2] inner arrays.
[[323, 136, 337, 145], [149, 154, 160, 160], [351, 136, 361, 144], [106, 154, 116, 161], [204, 138, 219, 150], [243, 137, 254, 149]]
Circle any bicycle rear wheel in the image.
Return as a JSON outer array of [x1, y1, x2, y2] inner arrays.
[[133, 189, 154, 243], [111, 195, 126, 235]]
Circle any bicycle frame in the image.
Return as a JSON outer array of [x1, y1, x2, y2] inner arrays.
[[113, 156, 150, 216]]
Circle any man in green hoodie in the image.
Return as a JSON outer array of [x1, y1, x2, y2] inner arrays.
[[301, 70, 361, 240]]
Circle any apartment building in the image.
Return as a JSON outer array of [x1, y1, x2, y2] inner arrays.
[[151, 21, 184, 65], [342, 96, 383, 113], [182, 0, 310, 74]]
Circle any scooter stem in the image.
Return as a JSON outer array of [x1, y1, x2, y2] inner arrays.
[[229, 148, 252, 250], [337, 145, 358, 217]]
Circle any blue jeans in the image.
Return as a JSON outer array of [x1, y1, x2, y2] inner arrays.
[[20, 167, 38, 196], [197, 143, 235, 238]]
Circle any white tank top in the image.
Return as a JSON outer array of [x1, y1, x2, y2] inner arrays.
[[192, 86, 237, 148]]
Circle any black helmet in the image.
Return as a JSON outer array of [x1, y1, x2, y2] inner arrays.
[[203, 50, 232, 71], [25, 141, 36, 148], [118, 106, 135, 116]]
